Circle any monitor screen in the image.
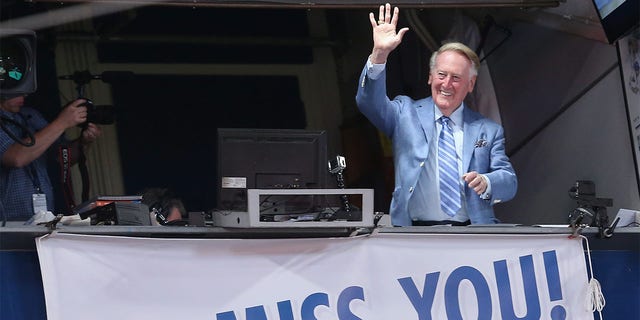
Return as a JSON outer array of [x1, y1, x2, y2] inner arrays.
[[216, 128, 329, 214], [0, 29, 37, 96], [592, 0, 639, 43]]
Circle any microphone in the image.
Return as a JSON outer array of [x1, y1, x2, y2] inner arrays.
[[58, 70, 98, 85], [99, 71, 134, 83], [58, 70, 135, 84]]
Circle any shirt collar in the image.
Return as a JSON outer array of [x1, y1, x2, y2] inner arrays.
[[434, 103, 464, 129]]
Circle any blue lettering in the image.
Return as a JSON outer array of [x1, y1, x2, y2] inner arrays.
[[216, 287, 363, 320], [301, 292, 329, 320], [445, 266, 492, 320], [494, 255, 541, 319], [216, 303, 290, 320], [216, 311, 237, 320], [277, 300, 294, 320], [398, 273, 439, 320], [216, 305, 269, 320], [246, 305, 269, 320], [216, 250, 566, 320], [543, 250, 566, 320], [337, 286, 365, 320], [543, 251, 562, 301]]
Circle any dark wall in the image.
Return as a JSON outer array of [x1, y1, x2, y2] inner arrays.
[[99, 7, 312, 212], [111, 74, 305, 212]]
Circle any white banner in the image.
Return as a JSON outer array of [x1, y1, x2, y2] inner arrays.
[[36, 232, 593, 320]]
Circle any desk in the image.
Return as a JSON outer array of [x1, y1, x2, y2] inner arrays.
[[1, 226, 638, 319], [3, 225, 638, 249]]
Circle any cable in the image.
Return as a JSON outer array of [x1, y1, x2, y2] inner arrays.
[[0, 114, 35, 147], [580, 235, 606, 319]]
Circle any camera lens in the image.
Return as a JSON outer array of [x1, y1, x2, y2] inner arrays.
[[87, 105, 116, 125], [0, 38, 28, 90]]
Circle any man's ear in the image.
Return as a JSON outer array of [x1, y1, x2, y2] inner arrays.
[[468, 75, 477, 93]]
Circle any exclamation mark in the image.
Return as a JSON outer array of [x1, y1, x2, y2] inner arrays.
[[543, 250, 567, 320]]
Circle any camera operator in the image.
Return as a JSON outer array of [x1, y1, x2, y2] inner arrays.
[[0, 94, 102, 223]]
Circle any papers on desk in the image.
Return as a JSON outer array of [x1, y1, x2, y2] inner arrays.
[[467, 223, 523, 227], [532, 224, 570, 228], [24, 211, 56, 225], [613, 208, 639, 228], [60, 214, 91, 226]]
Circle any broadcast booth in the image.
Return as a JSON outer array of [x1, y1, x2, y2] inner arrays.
[[1, 1, 639, 320]]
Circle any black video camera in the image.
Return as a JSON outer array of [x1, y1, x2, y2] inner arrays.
[[569, 180, 613, 210], [568, 180, 613, 233], [78, 99, 115, 125], [0, 29, 37, 98], [0, 30, 37, 147], [58, 70, 135, 127]]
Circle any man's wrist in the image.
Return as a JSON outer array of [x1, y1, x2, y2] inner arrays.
[[366, 58, 386, 80], [369, 49, 389, 64], [479, 174, 492, 200]]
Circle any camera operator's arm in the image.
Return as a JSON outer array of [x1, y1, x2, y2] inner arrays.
[[67, 122, 102, 164], [79, 123, 101, 145], [1, 99, 88, 168]]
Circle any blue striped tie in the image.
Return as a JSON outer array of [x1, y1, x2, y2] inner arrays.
[[438, 116, 461, 217]]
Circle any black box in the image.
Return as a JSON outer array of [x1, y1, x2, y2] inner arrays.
[[81, 202, 151, 226]]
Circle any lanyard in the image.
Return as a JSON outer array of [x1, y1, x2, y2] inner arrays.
[[26, 163, 42, 193], [13, 112, 43, 193]]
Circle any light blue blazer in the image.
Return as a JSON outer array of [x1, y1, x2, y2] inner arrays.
[[355, 65, 517, 226]]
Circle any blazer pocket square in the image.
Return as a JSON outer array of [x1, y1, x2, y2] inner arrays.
[[474, 139, 488, 148]]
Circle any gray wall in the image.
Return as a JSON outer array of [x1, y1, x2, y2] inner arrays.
[[485, 21, 640, 224]]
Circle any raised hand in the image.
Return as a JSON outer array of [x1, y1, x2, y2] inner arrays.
[[368, 3, 409, 64]]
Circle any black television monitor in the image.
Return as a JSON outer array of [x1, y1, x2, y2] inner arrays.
[[216, 128, 330, 215], [0, 29, 37, 97], [591, 0, 640, 44]]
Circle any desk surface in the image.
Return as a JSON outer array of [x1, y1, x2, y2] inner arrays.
[[1, 225, 638, 251]]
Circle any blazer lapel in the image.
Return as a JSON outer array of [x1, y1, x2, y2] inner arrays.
[[416, 99, 435, 146], [462, 109, 482, 172]]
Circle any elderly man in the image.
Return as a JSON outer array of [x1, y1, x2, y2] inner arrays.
[[356, 3, 517, 226]]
